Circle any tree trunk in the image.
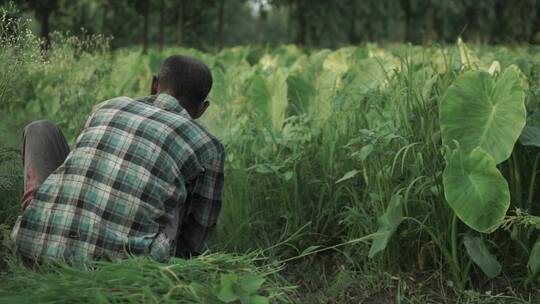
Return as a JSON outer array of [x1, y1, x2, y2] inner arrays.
[[492, 0, 505, 44], [159, 0, 165, 51], [80, 4, 86, 34], [530, 0, 540, 43], [465, 5, 478, 42], [257, 2, 267, 45], [216, 0, 225, 50], [286, 0, 293, 42], [297, 0, 307, 45], [40, 12, 51, 50], [143, 7, 149, 54], [176, 0, 185, 45], [348, 1, 357, 44], [401, 0, 412, 43], [101, 2, 108, 35], [433, 2, 445, 43], [423, 2, 435, 44], [308, 22, 319, 46]]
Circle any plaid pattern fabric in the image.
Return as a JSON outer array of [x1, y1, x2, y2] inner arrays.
[[12, 94, 224, 263]]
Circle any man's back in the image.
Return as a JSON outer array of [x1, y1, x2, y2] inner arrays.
[[13, 93, 224, 262]]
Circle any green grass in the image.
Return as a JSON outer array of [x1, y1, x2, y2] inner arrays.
[[0, 250, 295, 304]]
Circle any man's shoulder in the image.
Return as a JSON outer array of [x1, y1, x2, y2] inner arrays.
[[92, 96, 136, 112], [95, 95, 166, 109], [92, 95, 224, 159], [187, 121, 225, 161]]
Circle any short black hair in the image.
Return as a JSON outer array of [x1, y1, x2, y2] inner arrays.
[[158, 55, 213, 106]]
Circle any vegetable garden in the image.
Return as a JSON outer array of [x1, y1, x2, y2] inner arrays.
[[2, 13, 540, 303]]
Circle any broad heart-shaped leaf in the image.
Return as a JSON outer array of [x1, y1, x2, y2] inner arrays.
[[443, 147, 510, 233], [519, 111, 540, 147], [440, 65, 526, 164], [238, 274, 265, 294], [268, 68, 289, 132], [248, 67, 289, 132], [217, 274, 239, 303], [247, 295, 269, 304], [463, 235, 501, 279], [369, 194, 403, 258], [310, 48, 355, 126], [287, 74, 314, 115], [519, 126, 540, 147], [457, 38, 494, 72]]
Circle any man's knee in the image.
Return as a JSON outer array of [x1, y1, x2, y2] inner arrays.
[[23, 120, 60, 138]]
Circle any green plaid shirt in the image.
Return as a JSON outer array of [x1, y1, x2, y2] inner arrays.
[[13, 93, 224, 263]]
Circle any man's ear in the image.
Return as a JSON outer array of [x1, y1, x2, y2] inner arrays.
[[150, 75, 158, 95], [193, 100, 210, 119]]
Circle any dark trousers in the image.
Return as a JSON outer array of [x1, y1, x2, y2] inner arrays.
[[21, 120, 70, 210]]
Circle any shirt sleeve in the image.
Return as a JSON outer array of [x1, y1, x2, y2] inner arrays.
[[176, 143, 225, 257]]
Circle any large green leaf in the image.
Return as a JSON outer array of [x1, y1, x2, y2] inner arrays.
[[287, 74, 314, 115], [267, 68, 289, 131], [443, 147, 510, 233], [457, 38, 488, 71], [463, 235, 501, 279], [217, 274, 240, 303], [519, 111, 540, 147], [369, 194, 403, 258], [336, 58, 388, 109], [248, 67, 289, 132], [527, 241, 540, 283], [310, 49, 355, 125], [440, 66, 526, 164], [519, 126, 540, 147], [238, 274, 265, 294]]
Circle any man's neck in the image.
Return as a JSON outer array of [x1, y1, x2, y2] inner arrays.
[[156, 91, 194, 118]]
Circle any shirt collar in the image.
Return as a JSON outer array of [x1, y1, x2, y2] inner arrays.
[[152, 93, 189, 117]]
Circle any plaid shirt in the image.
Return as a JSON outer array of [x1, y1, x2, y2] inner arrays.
[[12, 93, 224, 263]]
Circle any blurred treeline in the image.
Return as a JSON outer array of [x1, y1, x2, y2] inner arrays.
[[3, 0, 540, 51]]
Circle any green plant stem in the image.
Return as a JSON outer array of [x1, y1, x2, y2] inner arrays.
[[403, 216, 464, 288], [527, 152, 540, 212], [277, 233, 379, 264], [451, 213, 463, 290], [512, 151, 523, 208]]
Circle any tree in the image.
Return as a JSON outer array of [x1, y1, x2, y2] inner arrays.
[[159, 0, 165, 50], [255, 0, 268, 44], [216, 0, 225, 50], [400, 0, 412, 42], [295, 0, 306, 45], [25, 0, 58, 49], [175, 0, 185, 45], [134, 0, 150, 53]]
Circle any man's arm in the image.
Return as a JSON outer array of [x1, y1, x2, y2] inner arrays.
[[176, 145, 225, 257]]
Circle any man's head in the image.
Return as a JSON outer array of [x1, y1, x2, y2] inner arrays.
[[151, 55, 213, 119]]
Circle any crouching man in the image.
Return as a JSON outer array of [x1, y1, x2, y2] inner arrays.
[[12, 55, 224, 263]]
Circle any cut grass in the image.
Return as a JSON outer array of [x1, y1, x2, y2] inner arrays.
[[0, 251, 296, 304]]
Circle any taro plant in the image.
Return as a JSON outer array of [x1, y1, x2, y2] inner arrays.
[[440, 65, 527, 232], [439, 65, 526, 285], [368, 55, 529, 288]]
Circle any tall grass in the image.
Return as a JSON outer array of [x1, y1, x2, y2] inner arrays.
[[2, 7, 540, 303]]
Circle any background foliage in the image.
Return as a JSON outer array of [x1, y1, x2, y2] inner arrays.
[[4, 0, 540, 51]]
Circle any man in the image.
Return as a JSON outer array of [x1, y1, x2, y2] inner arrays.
[[12, 55, 224, 263]]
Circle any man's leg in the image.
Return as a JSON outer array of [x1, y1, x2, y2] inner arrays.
[[20, 120, 70, 210]]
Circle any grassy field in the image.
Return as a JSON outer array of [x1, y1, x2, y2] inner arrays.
[[2, 13, 540, 303]]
